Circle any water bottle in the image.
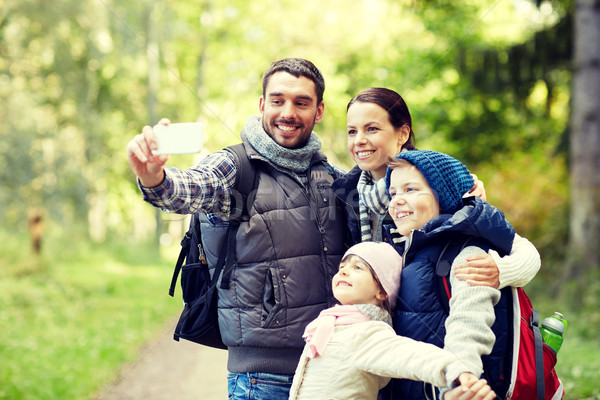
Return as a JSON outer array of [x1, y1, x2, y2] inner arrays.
[[540, 312, 567, 353]]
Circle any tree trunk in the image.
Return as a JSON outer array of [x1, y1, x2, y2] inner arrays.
[[145, 4, 163, 247], [566, 0, 600, 289]]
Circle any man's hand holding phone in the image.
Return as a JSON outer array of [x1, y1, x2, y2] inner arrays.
[[127, 119, 203, 188]]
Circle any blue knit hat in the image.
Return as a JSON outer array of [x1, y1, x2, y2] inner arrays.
[[385, 150, 474, 214]]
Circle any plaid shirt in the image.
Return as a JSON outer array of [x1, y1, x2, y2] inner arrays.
[[139, 149, 345, 225], [139, 150, 236, 225]]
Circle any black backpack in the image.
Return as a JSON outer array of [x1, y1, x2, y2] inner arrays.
[[168, 143, 258, 349]]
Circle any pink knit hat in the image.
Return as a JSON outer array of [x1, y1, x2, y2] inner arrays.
[[342, 242, 403, 308]]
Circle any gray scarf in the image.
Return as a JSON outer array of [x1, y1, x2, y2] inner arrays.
[[355, 303, 393, 326], [243, 115, 322, 175], [357, 171, 390, 242]]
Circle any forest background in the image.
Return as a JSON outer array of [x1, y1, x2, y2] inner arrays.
[[1, 0, 599, 399]]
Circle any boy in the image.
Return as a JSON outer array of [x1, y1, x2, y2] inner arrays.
[[384, 150, 526, 399]]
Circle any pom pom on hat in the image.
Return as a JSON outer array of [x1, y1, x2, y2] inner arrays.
[[343, 242, 403, 308], [385, 150, 474, 214]]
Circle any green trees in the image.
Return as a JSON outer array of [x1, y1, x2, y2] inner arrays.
[[2, 0, 591, 294]]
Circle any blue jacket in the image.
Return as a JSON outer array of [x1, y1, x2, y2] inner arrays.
[[383, 196, 515, 399]]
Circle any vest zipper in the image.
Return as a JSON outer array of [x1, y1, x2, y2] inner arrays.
[[304, 168, 325, 237], [305, 168, 335, 304]]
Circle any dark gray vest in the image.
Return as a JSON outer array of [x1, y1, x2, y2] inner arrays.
[[200, 144, 347, 374]]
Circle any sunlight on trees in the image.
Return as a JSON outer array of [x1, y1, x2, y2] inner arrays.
[[0, 0, 574, 262]]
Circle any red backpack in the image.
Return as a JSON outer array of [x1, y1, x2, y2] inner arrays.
[[510, 288, 563, 399], [435, 240, 564, 400]]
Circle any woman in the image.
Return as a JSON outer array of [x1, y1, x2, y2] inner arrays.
[[333, 88, 414, 244], [332, 87, 540, 289]]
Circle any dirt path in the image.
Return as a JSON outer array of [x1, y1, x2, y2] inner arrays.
[[97, 317, 228, 400]]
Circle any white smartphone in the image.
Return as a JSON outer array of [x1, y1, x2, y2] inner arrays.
[[151, 122, 204, 155]]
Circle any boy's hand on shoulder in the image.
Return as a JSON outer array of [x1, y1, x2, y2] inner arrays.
[[443, 373, 495, 400]]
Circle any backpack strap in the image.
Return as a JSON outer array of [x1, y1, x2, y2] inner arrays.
[[169, 211, 202, 297], [531, 309, 545, 400], [169, 143, 258, 296], [435, 238, 473, 314], [169, 223, 193, 297], [226, 143, 258, 220], [217, 217, 241, 290], [219, 143, 259, 289]]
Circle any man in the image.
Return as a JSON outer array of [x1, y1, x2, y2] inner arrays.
[[127, 58, 347, 400]]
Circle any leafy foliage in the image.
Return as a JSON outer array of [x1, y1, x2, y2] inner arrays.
[[1, 0, 577, 270], [1, 0, 579, 285], [1, 0, 572, 238]]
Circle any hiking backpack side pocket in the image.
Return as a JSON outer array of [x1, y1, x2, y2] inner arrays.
[[173, 261, 225, 348], [508, 287, 563, 400]]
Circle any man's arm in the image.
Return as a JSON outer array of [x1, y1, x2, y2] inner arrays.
[[139, 151, 237, 216], [127, 118, 238, 216]]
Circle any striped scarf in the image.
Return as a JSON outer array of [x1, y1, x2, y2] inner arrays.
[[357, 171, 390, 242]]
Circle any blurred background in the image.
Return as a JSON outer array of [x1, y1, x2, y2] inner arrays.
[[1, 0, 599, 398]]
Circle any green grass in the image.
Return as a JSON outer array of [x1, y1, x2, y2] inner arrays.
[[0, 231, 181, 400], [556, 337, 600, 399], [526, 284, 600, 400]]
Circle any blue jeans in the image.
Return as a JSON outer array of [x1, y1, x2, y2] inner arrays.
[[227, 372, 293, 400]]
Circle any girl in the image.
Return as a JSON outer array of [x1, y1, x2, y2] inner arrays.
[[289, 241, 496, 400]]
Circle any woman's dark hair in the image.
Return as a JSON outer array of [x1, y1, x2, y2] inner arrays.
[[262, 58, 325, 105], [347, 87, 416, 150]]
